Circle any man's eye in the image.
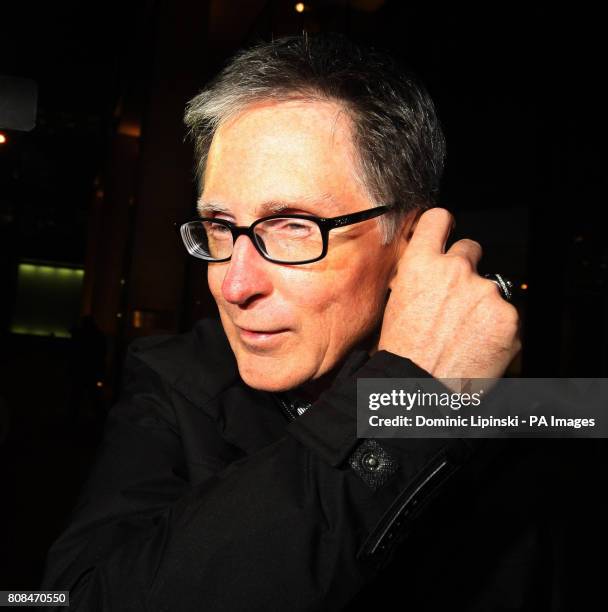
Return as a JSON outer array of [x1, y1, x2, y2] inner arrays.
[[285, 222, 309, 231], [205, 222, 231, 236], [265, 219, 314, 234]]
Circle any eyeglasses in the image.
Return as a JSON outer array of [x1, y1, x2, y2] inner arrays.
[[177, 205, 392, 265]]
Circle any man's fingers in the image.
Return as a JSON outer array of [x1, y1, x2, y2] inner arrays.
[[446, 239, 483, 269], [407, 207, 455, 254]]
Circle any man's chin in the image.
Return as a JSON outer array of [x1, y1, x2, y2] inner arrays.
[[239, 368, 307, 393], [235, 356, 311, 393]]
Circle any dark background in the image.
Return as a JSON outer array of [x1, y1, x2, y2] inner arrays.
[[0, 0, 606, 594]]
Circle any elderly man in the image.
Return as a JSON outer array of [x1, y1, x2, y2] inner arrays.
[[43, 34, 528, 610]]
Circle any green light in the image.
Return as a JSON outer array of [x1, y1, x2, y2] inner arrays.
[[13, 261, 84, 338], [57, 268, 72, 277], [10, 325, 72, 338], [19, 263, 83, 277]]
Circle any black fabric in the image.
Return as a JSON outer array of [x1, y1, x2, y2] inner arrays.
[[41, 318, 605, 611]]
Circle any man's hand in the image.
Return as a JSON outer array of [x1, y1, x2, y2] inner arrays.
[[378, 208, 521, 380]]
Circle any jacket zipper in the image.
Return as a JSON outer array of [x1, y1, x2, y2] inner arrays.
[[274, 394, 299, 422], [358, 456, 456, 561]]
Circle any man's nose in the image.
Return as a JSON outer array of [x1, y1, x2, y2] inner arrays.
[[221, 235, 273, 305]]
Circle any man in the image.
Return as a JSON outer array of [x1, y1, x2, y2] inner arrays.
[[43, 34, 558, 611]]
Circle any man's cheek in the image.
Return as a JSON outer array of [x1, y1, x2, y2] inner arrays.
[[207, 268, 225, 293]]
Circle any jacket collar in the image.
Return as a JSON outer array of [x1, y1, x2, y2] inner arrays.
[[134, 317, 371, 415], [133, 318, 240, 408]]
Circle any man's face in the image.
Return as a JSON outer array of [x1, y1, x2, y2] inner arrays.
[[202, 99, 402, 392]]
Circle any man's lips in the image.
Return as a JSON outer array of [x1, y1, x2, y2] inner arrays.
[[235, 325, 290, 335], [234, 324, 291, 347]]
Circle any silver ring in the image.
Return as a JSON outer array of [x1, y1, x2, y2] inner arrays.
[[483, 273, 514, 301]]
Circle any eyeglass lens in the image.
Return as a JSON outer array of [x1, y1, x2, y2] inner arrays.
[[186, 218, 324, 263]]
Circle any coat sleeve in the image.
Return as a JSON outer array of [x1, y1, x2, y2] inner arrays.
[[41, 343, 476, 611]]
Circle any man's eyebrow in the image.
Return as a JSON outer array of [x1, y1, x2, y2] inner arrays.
[[197, 200, 231, 216], [258, 194, 339, 215], [197, 193, 339, 217]]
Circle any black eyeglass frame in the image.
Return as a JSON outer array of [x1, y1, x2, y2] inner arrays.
[[176, 205, 393, 265]]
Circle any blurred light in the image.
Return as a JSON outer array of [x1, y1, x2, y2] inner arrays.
[[116, 312, 123, 318], [13, 262, 84, 339], [10, 326, 70, 338], [96, 381, 104, 388], [0, 133, 7, 144], [295, 2, 305, 12], [520, 283, 528, 290], [117, 119, 141, 138], [18, 263, 83, 277], [133, 310, 142, 328]]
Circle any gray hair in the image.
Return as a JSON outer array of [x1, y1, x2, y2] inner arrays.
[[184, 33, 446, 243]]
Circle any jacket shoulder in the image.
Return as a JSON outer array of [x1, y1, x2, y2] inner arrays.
[[126, 318, 239, 405]]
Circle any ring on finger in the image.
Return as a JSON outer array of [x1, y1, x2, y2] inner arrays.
[[483, 273, 514, 301]]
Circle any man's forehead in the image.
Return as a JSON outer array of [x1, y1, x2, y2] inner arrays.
[[200, 100, 368, 218], [218, 98, 351, 133], [207, 100, 356, 164]]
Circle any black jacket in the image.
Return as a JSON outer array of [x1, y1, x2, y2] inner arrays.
[[42, 319, 604, 611]]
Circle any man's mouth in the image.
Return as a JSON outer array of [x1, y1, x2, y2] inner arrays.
[[234, 325, 290, 348]]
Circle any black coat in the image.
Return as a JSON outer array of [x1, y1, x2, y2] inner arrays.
[[42, 319, 605, 611]]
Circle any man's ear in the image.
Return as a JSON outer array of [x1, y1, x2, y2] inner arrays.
[[388, 208, 420, 279], [395, 207, 425, 260], [404, 206, 426, 242]]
